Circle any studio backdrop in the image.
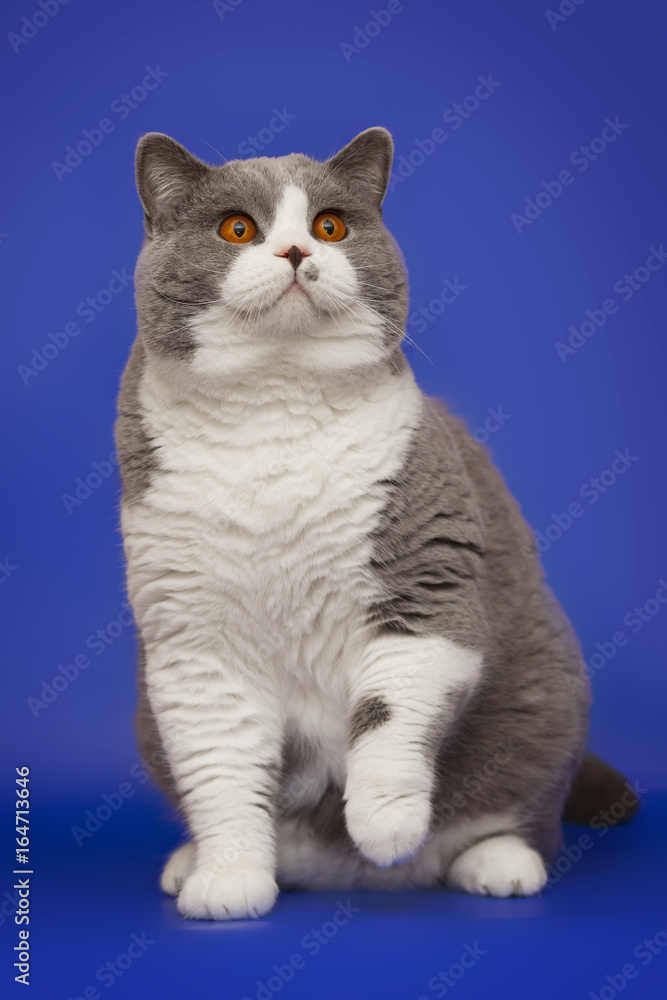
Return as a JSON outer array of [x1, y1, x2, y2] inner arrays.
[[2, 1, 666, 998]]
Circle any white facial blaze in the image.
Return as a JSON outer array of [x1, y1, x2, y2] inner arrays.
[[263, 184, 314, 256], [220, 185, 318, 316], [182, 184, 388, 388]]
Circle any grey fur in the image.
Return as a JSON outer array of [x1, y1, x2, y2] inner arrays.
[[115, 336, 157, 504], [367, 401, 591, 860], [369, 402, 487, 649], [288, 401, 592, 867], [117, 129, 635, 901], [128, 128, 406, 362], [135, 637, 178, 802], [349, 695, 392, 746], [283, 397, 591, 871]]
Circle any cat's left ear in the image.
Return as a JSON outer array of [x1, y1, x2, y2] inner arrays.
[[327, 127, 394, 209], [136, 133, 210, 234]]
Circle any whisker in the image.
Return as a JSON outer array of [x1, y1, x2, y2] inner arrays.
[[145, 264, 223, 307], [165, 249, 226, 275]]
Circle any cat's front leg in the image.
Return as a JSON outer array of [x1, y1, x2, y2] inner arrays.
[[344, 633, 483, 867], [144, 642, 281, 920]]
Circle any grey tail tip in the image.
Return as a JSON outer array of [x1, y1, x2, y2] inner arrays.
[[562, 751, 641, 826]]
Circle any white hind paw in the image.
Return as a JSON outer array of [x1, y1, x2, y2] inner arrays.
[[161, 842, 196, 897], [448, 834, 547, 897]]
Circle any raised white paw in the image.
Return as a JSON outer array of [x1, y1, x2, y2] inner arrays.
[[448, 834, 547, 897], [177, 866, 278, 921], [345, 788, 431, 867], [161, 842, 196, 897]]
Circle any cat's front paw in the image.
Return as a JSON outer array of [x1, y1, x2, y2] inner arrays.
[[345, 788, 431, 867], [177, 866, 278, 920], [161, 842, 195, 896]]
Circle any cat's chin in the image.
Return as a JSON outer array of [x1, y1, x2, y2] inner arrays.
[[280, 280, 311, 301], [265, 284, 320, 331]]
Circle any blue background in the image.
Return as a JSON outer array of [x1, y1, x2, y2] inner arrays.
[[2, 0, 666, 997]]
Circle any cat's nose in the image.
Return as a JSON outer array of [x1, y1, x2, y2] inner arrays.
[[275, 245, 311, 271]]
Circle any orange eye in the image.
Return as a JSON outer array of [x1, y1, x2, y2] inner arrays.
[[313, 212, 346, 242], [219, 214, 257, 243]]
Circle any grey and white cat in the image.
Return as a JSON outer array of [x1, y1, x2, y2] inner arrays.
[[116, 127, 638, 920]]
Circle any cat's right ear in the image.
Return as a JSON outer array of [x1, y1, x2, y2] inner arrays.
[[135, 133, 210, 234]]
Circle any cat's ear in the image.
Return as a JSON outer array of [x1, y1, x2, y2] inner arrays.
[[135, 133, 210, 233], [327, 127, 394, 209]]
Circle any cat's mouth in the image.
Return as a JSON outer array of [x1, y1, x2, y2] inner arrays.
[[278, 278, 311, 303]]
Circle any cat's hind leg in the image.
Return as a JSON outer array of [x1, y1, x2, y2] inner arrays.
[[447, 834, 547, 898]]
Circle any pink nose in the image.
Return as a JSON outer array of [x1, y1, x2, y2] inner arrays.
[[274, 245, 311, 271]]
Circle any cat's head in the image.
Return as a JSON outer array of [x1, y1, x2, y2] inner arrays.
[[134, 128, 407, 388]]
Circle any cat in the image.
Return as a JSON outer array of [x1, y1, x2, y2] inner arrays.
[[115, 127, 639, 920]]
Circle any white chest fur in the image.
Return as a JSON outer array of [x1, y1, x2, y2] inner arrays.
[[122, 362, 422, 792]]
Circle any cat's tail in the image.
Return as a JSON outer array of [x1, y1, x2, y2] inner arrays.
[[562, 751, 641, 826]]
